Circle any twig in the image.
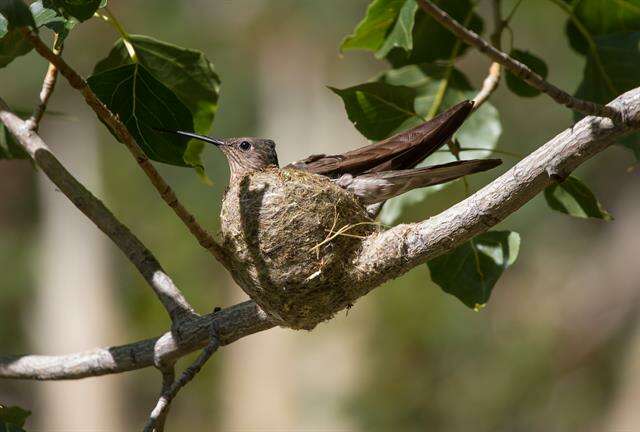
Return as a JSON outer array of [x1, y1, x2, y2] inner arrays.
[[149, 367, 175, 432], [416, 0, 623, 122], [0, 97, 196, 324], [473, 0, 504, 110], [144, 329, 220, 432], [24, 34, 61, 131], [1, 87, 639, 382], [19, 28, 230, 268]]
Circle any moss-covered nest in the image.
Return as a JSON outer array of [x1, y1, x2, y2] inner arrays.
[[220, 167, 377, 329]]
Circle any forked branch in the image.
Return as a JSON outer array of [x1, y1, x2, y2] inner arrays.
[[0, 98, 196, 324], [2, 86, 638, 381]]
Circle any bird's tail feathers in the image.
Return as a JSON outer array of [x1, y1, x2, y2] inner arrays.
[[342, 158, 502, 205]]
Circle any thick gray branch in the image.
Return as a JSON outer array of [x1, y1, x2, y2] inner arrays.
[[0, 301, 271, 380], [2, 87, 639, 381], [0, 98, 196, 324]]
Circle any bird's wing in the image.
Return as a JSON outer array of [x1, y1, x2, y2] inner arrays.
[[286, 100, 474, 178], [336, 159, 502, 205]]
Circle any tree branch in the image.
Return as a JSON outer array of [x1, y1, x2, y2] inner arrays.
[[472, 0, 504, 109], [0, 98, 196, 324], [19, 28, 230, 267], [0, 301, 271, 380], [147, 367, 175, 432], [2, 86, 639, 382], [143, 328, 219, 432], [24, 34, 61, 131], [417, 0, 622, 122]]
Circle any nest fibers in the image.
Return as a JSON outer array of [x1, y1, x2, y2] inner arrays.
[[221, 167, 378, 329]]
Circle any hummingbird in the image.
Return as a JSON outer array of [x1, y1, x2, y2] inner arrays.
[[158, 100, 502, 329], [160, 100, 500, 210]]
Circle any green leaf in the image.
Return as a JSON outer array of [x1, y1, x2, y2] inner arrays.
[[376, 0, 418, 58], [0, 0, 36, 30], [386, 0, 483, 67], [30, 1, 76, 46], [564, 0, 640, 54], [341, 0, 406, 53], [93, 35, 220, 135], [93, 35, 221, 175], [0, 0, 36, 68], [87, 63, 195, 166], [42, 0, 103, 22], [428, 231, 520, 309], [329, 82, 419, 141], [0, 25, 32, 67], [0, 123, 29, 159], [544, 175, 612, 220], [0, 405, 31, 430], [505, 50, 549, 97], [573, 32, 640, 161], [559, 0, 640, 161]]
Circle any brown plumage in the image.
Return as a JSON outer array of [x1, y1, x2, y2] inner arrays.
[[158, 100, 501, 206]]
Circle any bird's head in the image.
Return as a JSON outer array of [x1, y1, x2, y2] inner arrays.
[[155, 130, 278, 182]]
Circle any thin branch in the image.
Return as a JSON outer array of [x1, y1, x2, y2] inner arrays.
[[473, 0, 504, 110], [24, 34, 61, 131], [416, 0, 623, 122], [19, 28, 230, 268], [0, 98, 196, 324], [149, 367, 176, 432], [2, 86, 639, 382], [144, 329, 220, 432]]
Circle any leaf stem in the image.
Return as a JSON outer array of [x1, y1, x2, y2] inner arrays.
[[426, 7, 476, 120], [98, 7, 138, 62]]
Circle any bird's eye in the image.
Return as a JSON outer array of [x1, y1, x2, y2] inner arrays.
[[239, 141, 251, 151]]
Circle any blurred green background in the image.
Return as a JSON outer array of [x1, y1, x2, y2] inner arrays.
[[1, 1, 640, 430]]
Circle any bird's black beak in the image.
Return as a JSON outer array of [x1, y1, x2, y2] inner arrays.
[[153, 128, 225, 146]]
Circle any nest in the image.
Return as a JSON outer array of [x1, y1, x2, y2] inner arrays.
[[220, 167, 377, 329]]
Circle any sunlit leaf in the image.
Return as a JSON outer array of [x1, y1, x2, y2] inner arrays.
[[505, 49, 548, 97], [544, 176, 612, 220], [428, 231, 520, 309], [341, 0, 406, 53], [87, 63, 195, 166], [376, 0, 418, 58]]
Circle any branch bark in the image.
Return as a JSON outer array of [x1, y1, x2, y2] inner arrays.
[[0, 98, 196, 324], [19, 28, 230, 267], [24, 34, 61, 131], [143, 329, 219, 432], [417, 0, 622, 122], [2, 86, 638, 381]]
